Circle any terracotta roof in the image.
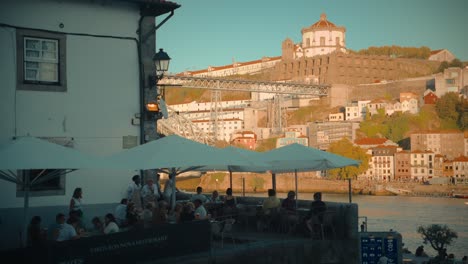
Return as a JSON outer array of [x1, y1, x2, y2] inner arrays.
[[453, 155, 468, 162], [355, 138, 388, 145], [411, 150, 434, 154], [430, 49, 443, 55], [311, 13, 337, 29], [411, 130, 463, 135], [178, 56, 281, 75], [374, 145, 398, 149]]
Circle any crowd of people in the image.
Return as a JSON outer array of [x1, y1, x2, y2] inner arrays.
[[26, 173, 332, 247]]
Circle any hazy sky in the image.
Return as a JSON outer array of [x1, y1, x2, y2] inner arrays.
[[157, 0, 467, 74]]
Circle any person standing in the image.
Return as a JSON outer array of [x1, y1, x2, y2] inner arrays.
[[69, 188, 84, 228], [142, 179, 160, 208], [127, 175, 142, 210], [163, 174, 176, 208]]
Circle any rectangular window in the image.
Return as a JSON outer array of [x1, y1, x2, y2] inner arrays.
[[17, 29, 67, 92], [320, 37, 325, 46], [445, 79, 455, 85], [16, 137, 73, 197]]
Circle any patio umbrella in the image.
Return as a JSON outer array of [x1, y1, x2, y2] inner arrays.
[[260, 143, 360, 201], [0, 137, 106, 246], [105, 135, 267, 209], [183, 146, 268, 196]]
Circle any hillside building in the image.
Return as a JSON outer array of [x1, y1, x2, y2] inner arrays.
[[410, 130, 465, 160], [231, 131, 257, 150], [345, 100, 370, 121], [434, 67, 468, 98], [428, 49, 456, 62], [277, 131, 308, 148], [308, 121, 359, 150]]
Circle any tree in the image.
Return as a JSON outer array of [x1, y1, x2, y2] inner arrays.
[[435, 92, 461, 124], [327, 138, 369, 179], [437, 61, 449, 73], [417, 224, 458, 258]]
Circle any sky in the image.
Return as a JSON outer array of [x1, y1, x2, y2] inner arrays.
[[157, 0, 468, 74]]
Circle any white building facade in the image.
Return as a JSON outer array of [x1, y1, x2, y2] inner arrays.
[[0, 0, 179, 249], [300, 13, 346, 58]]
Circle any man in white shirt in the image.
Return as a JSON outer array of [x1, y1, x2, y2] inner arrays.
[[190, 186, 208, 204], [114, 198, 128, 227], [163, 174, 175, 207], [193, 199, 207, 220], [127, 175, 141, 200], [142, 179, 161, 207], [56, 214, 79, 242]]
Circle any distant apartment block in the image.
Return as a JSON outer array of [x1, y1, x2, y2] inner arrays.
[[328, 112, 344, 122], [410, 130, 465, 160], [277, 131, 308, 148], [452, 156, 468, 178], [179, 56, 281, 77], [231, 131, 257, 150], [345, 100, 370, 121], [309, 121, 359, 150], [170, 100, 250, 112], [434, 67, 468, 98], [394, 151, 411, 180], [192, 118, 244, 142], [363, 146, 399, 181], [410, 150, 435, 180]]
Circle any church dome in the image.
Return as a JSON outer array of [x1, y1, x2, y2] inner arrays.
[[311, 13, 337, 29], [302, 13, 345, 34]]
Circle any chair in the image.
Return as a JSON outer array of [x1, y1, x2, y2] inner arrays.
[[220, 218, 236, 248], [320, 211, 336, 240]]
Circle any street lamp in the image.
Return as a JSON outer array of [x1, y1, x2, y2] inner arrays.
[[145, 48, 171, 122], [153, 48, 171, 80]]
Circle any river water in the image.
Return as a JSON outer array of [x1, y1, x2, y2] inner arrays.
[[249, 192, 468, 258]]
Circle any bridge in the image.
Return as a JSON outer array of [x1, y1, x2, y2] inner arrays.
[[156, 75, 331, 145]]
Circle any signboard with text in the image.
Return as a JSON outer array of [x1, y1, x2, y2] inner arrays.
[[360, 232, 401, 264]]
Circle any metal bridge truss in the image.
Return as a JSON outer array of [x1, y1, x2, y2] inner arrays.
[[158, 75, 330, 96], [156, 75, 331, 144]]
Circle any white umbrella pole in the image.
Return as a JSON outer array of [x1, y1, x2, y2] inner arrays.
[[348, 178, 352, 203], [295, 169, 298, 204], [171, 169, 176, 211], [271, 173, 276, 191], [22, 179, 30, 247]]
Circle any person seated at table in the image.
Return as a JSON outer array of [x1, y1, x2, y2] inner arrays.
[[27, 216, 46, 247], [142, 202, 154, 228], [115, 198, 128, 227], [180, 202, 195, 222], [194, 199, 208, 220], [263, 189, 281, 215], [126, 202, 140, 228], [190, 186, 208, 204], [152, 200, 169, 224], [103, 213, 119, 234], [281, 190, 299, 233], [168, 202, 183, 224], [208, 190, 222, 203], [306, 192, 327, 237], [56, 214, 80, 241], [91, 216, 104, 235], [257, 189, 281, 231], [222, 188, 237, 216]]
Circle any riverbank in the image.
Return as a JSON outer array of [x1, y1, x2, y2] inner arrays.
[[174, 172, 468, 198]]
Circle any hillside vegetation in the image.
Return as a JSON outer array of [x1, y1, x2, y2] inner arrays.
[[350, 45, 432, 59]]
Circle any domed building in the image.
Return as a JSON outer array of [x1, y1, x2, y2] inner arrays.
[[282, 13, 346, 60]]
